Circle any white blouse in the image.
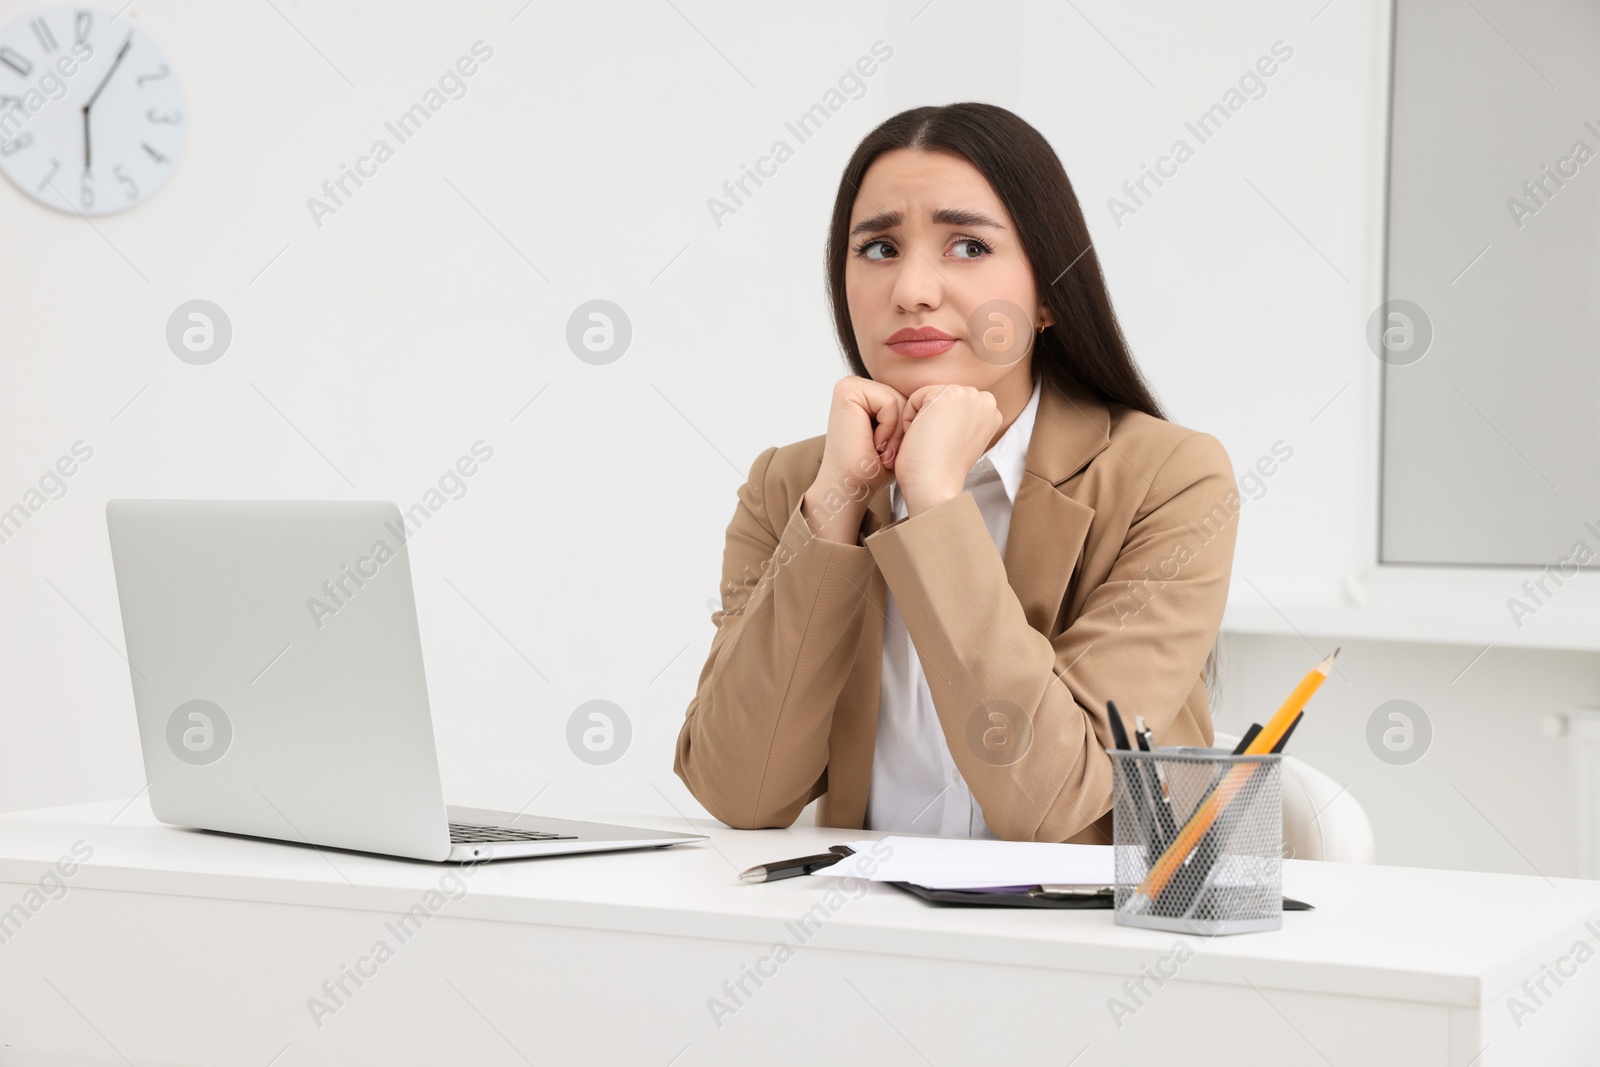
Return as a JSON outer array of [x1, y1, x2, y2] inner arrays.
[[864, 376, 1042, 837]]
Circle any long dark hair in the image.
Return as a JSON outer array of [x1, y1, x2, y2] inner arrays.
[[823, 101, 1222, 707]]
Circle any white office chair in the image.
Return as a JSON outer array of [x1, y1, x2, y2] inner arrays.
[[805, 734, 1377, 864]]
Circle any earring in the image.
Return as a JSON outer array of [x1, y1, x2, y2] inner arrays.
[[1037, 323, 1047, 334]]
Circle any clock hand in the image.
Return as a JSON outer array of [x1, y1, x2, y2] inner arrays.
[[85, 32, 133, 111], [82, 32, 133, 172]]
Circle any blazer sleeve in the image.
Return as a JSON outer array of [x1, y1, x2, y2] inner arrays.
[[673, 445, 879, 829], [862, 431, 1239, 842]]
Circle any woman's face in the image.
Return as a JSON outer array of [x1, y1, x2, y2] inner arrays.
[[844, 148, 1052, 399]]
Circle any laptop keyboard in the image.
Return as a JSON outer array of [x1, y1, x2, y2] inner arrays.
[[448, 822, 579, 843]]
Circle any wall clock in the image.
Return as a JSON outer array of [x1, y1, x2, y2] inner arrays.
[[0, 6, 184, 215]]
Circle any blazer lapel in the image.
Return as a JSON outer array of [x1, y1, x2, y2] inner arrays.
[[1001, 376, 1109, 637]]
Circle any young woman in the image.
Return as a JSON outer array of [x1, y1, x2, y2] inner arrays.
[[674, 103, 1240, 844]]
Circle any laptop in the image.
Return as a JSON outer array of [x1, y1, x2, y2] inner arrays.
[[104, 499, 706, 863]]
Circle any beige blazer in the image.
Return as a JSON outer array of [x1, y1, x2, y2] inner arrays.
[[673, 375, 1240, 844]]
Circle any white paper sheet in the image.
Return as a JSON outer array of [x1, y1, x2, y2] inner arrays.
[[810, 835, 1114, 890]]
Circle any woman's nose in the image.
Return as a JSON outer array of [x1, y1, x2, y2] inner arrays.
[[889, 246, 946, 313]]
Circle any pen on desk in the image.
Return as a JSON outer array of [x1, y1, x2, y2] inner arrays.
[[739, 844, 855, 884]]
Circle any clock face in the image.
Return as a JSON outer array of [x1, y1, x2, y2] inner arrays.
[[0, 6, 184, 215]]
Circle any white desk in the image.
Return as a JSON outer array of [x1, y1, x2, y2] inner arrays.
[[0, 798, 1597, 1067]]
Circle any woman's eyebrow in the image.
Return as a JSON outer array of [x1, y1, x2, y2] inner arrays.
[[849, 207, 1007, 237]]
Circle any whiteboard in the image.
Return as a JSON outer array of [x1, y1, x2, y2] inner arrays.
[[1381, 0, 1600, 567]]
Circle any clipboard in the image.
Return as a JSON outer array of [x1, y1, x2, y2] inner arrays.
[[889, 881, 1314, 911]]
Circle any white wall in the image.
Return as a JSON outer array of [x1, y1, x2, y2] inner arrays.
[[5, 0, 1579, 877]]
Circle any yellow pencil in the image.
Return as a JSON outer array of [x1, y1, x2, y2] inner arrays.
[[1248, 647, 1339, 755], [1127, 648, 1339, 911]]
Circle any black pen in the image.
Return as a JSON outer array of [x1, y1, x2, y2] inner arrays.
[[739, 844, 855, 884], [1136, 716, 1178, 844], [1108, 701, 1162, 850], [1230, 723, 1263, 755], [1271, 711, 1304, 753], [1107, 699, 1133, 750], [1133, 715, 1154, 754]]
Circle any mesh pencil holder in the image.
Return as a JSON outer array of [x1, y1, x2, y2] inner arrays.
[[1109, 747, 1283, 936]]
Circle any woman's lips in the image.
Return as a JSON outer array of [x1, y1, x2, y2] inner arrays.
[[887, 338, 956, 357]]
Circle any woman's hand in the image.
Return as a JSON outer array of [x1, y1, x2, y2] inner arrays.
[[802, 377, 909, 542], [891, 383, 1003, 517]]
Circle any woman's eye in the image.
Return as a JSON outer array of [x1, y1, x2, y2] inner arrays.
[[853, 236, 991, 260]]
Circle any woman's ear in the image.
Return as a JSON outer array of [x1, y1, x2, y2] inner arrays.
[[1036, 296, 1055, 331]]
